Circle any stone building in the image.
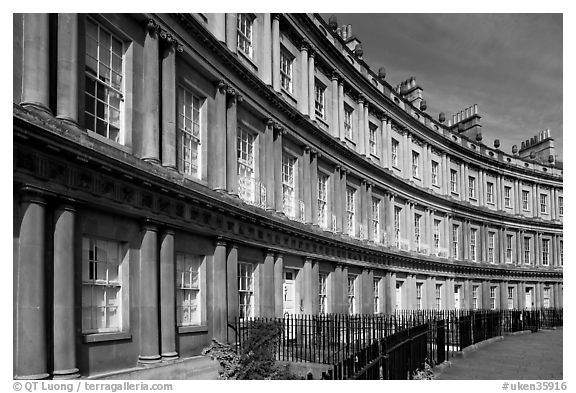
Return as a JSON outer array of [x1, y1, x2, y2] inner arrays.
[[13, 13, 563, 379]]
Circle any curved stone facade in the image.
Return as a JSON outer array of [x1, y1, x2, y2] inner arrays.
[[13, 13, 562, 379]]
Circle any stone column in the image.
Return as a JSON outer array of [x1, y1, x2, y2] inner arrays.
[[21, 14, 50, 111], [385, 272, 396, 313], [141, 21, 160, 163], [160, 230, 178, 360], [56, 14, 78, 123], [310, 150, 319, 225], [264, 120, 276, 210], [441, 152, 448, 194], [338, 79, 345, 141], [357, 97, 365, 155], [367, 183, 374, 241], [271, 14, 280, 92], [15, 189, 48, 379], [532, 183, 538, 218], [274, 126, 284, 213], [212, 14, 226, 42], [261, 251, 275, 317], [478, 169, 484, 205], [385, 118, 393, 169], [447, 215, 453, 258], [426, 277, 436, 309], [334, 166, 342, 232], [364, 102, 370, 156], [402, 131, 409, 178], [261, 14, 272, 85], [303, 147, 312, 223], [274, 253, 284, 317], [299, 42, 309, 115], [226, 89, 241, 195], [342, 266, 350, 313], [308, 50, 315, 121], [303, 258, 313, 314], [463, 279, 473, 310], [139, 221, 160, 363], [341, 169, 348, 234], [311, 261, 320, 314], [226, 244, 239, 342], [446, 278, 455, 309], [331, 72, 340, 138], [517, 230, 524, 265], [550, 188, 556, 220], [52, 203, 79, 379], [514, 179, 520, 214], [209, 81, 227, 190], [161, 41, 177, 170], [500, 282, 508, 310], [213, 239, 228, 342], [460, 163, 466, 201], [360, 181, 368, 240], [225, 13, 237, 53]]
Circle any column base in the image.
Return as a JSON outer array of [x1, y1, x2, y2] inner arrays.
[[52, 368, 80, 379], [20, 101, 52, 115], [56, 116, 80, 128], [161, 352, 179, 361], [138, 355, 162, 364], [162, 164, 178, 171], [14, 372, 50, 380], [142, 157, 161, 165]]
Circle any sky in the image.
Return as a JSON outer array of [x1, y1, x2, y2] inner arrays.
[[321, 13, 563, 161]]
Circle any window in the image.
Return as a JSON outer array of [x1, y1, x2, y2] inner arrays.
[[560, 240, 563, 265], [487, 182, 494, 204], [372, 198, 380, 242], [450, 169, 458, 193], [85, 17, 124, 143], [391, 139, 399, 167], [504, 186, 512, 208], [468, 176, 476, 199], [522, 190, 530, 211], [176, 254, 202, 326], [435, 284, 442, 311], [542, 239, 550, 266], [373, 278, 380, 313], [346, 187, 356, 236], [237, 127, 257, 203], [452, 224, 459, 259], [540, 194, 548, 214], [414, 214, 422, 250], [314, 82, 325, 119], [344, 106, 353, 140], [431, 161, 439, 186], [412, 151, 420, 178], [433, 219, 441, 254], [543, 287, 550, 308], [506, 234, 513, 263], [238, 262, 254, 319], [319, 273, 327, 314], [488, 232, 495, 263], [280, 48, 294, 93], [369, 123, 378, 155], [507, 287, 514, 310], [470, 228, 477, 262], [490, 286, 496, 310], [558, 196, 563, 216], [237, 14, 253, 58], [317, 173, 328, 228], [282, 154, 297, 218], [523, 237, 531, 264], [394, 206, 401, 247], [177, 85, 202, 178], [416, 283, 423, 310], [472, 286, 479, 310], [82, 237, 123, 333], [347, 275, 356, 315]]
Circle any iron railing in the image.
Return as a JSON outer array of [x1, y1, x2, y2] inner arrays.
[[233, 308, 562, 380]]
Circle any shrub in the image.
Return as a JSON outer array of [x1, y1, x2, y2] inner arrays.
[[203, 320, 304, 380], [412, 359, 435, 380]]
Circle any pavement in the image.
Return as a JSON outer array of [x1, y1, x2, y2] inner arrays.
[[435, 328, 563, 380]]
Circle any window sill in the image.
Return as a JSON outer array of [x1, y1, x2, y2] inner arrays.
[[487, 202, 495, 206], [178, 325, 208, 334], [83, 331, 132, 343], [431, 183, 440, 189], [87, 130, 131, 155], [345, 137, 356, 146], [369, 153, 380, 161], [237, 49, 258, 70], [412, 176, 421, 181], [451, 191, 459, 197], [315, 115, 329, 128]]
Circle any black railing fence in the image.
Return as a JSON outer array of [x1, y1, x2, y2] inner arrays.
[[233, 308, 562, 379]]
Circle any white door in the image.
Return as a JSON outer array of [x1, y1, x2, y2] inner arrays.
[[525, 288, 533, 310], [454, 286, 461, 310], [395, 282, 402, 310], [283, 270, 296, 316]]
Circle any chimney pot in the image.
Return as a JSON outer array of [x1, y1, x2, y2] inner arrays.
[[494, 139, 500, 149], [354, 43, 363, 58], [420, 100, 427, 111], [347, 24, 352, 38], [512, 144, 518, 154], [439, 112, 446, 123], [378, 67, 386, 79], [328, 15, 338, 30]]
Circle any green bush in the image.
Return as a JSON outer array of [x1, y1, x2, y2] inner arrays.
[[412, 360, 435, 380], [203, 320, 304, 380]]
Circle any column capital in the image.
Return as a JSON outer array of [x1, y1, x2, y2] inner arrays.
[[265, 118, 275, 129], [215, 237, 228, 247], [55, 198, 77, 213], [272, 13, 281, 20], [142, 218, 159, 232], [331, 70, 341, 81], [300, 39, 310, 51], [303, 145, 311, 154], [215, 80, 228, 94], [162, 227, 176, 236], [19, 185, 49, 205], [265, 248, 276, 257], [356, 94, 365, 104], [146, 19, 159, 38], [308, 48, 316, 58]]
